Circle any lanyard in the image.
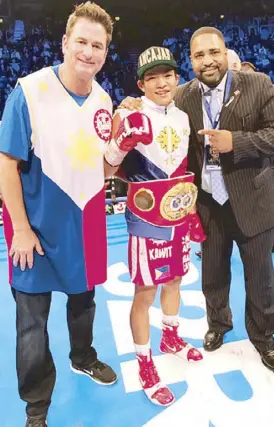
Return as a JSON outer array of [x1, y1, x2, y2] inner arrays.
[[202, 71, 232, 129]]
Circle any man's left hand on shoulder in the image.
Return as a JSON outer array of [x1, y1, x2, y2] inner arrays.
[[198, 129, 233, 153]]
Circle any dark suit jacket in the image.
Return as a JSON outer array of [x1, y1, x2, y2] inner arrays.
[[175, 71, 274, 238]]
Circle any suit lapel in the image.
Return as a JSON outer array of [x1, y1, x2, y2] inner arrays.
[[184, 79, 204, 145], [220, 72, 242, 129], [185, 80, 203, 132]]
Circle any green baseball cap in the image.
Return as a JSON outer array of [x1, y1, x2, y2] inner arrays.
[[137, 46, 177, 79]]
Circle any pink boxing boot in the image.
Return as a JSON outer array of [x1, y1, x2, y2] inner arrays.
[[137, 350, 175, 406], [160, 322, 203, 362]]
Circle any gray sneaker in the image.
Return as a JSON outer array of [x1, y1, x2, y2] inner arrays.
[[26, 416, 47, 427], [71, 359, 118, 385]]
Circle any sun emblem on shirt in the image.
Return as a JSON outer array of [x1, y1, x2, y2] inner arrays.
[[66, 129, 102, 171], [156, 127, 181, 153]]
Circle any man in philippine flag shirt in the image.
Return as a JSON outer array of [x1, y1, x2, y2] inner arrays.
[[0, 3, 118, 426]]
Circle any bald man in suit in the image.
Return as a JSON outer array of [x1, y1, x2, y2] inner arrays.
[[175, 26, 274, 371], [227, 49, 241, 71]]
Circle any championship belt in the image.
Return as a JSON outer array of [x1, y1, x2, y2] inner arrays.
[[127, 173, 197, 227]]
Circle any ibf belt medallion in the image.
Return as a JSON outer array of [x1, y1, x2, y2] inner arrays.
[[160, 182, 197, 221]]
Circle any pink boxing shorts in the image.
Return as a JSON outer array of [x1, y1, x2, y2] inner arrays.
[[128, 228, 191, 286]]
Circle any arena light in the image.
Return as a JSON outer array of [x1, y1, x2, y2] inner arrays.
[[0, 18, 3, 24], [115, 16, 120, 21], [220, 15, 225, 19]]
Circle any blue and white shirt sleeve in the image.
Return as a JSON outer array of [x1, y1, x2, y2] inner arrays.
[[0, 85, 32, 161]]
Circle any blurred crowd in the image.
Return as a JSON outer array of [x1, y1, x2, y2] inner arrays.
[[0, 14, 273, 117]]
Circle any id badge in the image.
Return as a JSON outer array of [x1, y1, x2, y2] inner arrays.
[[205, 144, 221, 171]]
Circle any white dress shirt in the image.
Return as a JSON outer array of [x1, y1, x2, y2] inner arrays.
[[200, 73, 228, 193]]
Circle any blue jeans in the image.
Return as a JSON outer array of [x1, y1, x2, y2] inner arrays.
[[14, 288, 97, 417]]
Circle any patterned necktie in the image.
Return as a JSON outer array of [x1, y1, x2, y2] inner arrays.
[[209, 88, 228, 205]]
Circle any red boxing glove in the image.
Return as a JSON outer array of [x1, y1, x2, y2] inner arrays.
[[104, 112, 153, 167], [115, 112, 153, 151], [188, 213, 207, 243]]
